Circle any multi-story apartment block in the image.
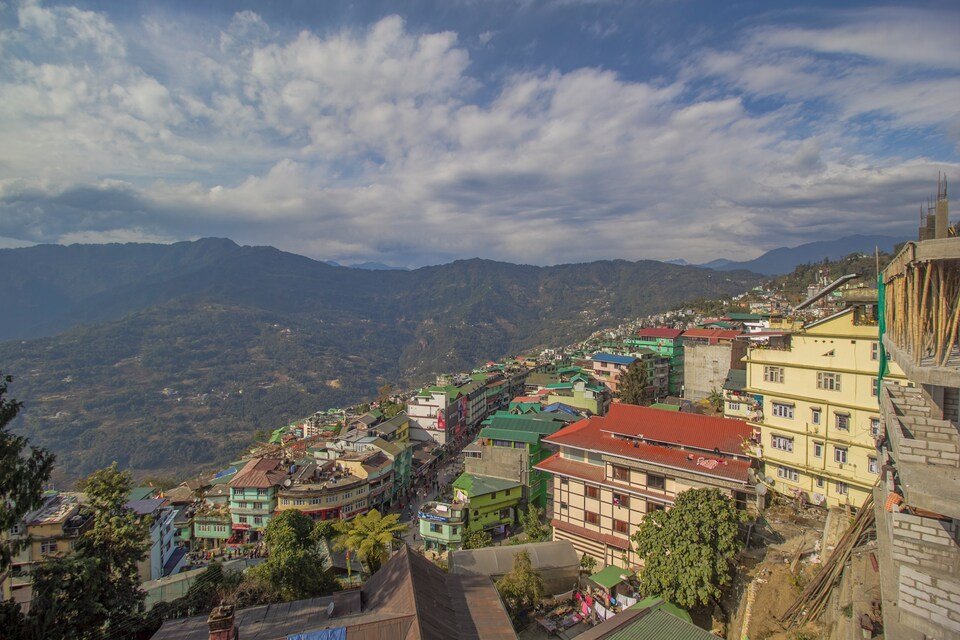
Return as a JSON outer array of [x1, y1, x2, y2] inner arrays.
[[193, 504, 232, 549], [338, 450, 395, 511], [746, 303, 903, 508], [722, 369, 753, 420], [452, 473, 523, 534], [545, 374, 611, 416], [536, 404, 754, 567], [228, 457, 287, 540], [276, 460, 370, 521], [874, 226, 960, 639], [406, 386, 463, 445], [1, 492, 93, 611], [681, 328, 746, 401], [418, 501, 466, 552], [126, 497, 186, 580], [590, 353, 637, 394], [629, 328, 685, 396]]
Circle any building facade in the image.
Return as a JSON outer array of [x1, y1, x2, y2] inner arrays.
[[629, 328, 685, 396], [536, 404, 754, 567], [452, 473, 523, 534], [418, 501, 466, 552], [228, 457, 286, 540], [746, 305, 903, 508], [681, 328, 745, 401]]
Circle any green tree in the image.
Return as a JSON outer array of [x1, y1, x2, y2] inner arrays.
[[518, 504, 551, 543], [630, 488, 747, 610], [26, 464, 149, 640], [617, 359, 649, 405], [311, 519, 340, 543], [495, 551, 544, 617], [707, 388, 724, 414], [462, 529, 493, 550], [249, 510, 340, 601], [0, 373, 55, 571], [334, 509, 406, 572], [579, 553, 597, 573]]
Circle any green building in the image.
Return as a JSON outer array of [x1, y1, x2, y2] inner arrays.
[[545, 375, 609, 415], [452, 473, 523, 534], [629, 328, 685, 396], [193, 507, 232, 548], [417, 501, 466, 552], [227, 458, 286, 541]]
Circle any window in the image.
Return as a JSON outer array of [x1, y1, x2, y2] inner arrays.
[[813, 441, 823, 458], [613, 519, 629, 534], [771, 434, 794, 452], [815, 477, 825, 489], [728, 402, 741, 411], [817, 372, 842, 391], [835, 414, 850, 431], [613, 492, 630, 508], [585, 486, 600, 499], [560, 502, 568, 510], [612, 465, 630, 482], [763, 366, 785, 383], [560, 477, 568, 485], [499, 508, 512, 519], [40, 540, 58, 554], [777, 466, 800, 482], [490, 492, 497, 499], [647, 474, 666, 491], [868, 457, 879, 474], [871, 342, 879, 361], [257, 488, 269, 496], [254, 516, 262, 525], [870, 418, 881, 437], [872, 384, 878, 398], [430, 523, 442, 533], [772, 403, 794, 419], [834, 446, 848, 464], [836, 481, 848, 496], [239, 516, 248, 524], [646, 501, 665, 512], [585, 511, 599, 525], [811, 408, 821, 425]]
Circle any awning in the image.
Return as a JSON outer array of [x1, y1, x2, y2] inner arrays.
[[590, 564, 634, 590]]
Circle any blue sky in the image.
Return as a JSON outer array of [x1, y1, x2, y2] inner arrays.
[[0, 0, 957, 266]]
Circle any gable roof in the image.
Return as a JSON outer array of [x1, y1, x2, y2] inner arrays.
[[723, 369, 747, 392], [636, 328, 684, 339], [681, 328, 742, 343], [228, 457, 286, 489], [575, 601, 714, 640], [453, 473, 522, 496]]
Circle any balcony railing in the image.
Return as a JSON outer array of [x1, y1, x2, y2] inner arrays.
[[882, 238, 960, 379]]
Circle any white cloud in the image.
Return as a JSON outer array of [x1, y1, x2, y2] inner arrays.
[[0, 4, 957, 266]]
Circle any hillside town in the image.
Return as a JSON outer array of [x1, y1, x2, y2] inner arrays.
[[2, 184, 959, 640]]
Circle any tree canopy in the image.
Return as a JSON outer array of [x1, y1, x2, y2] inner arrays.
[[495, 551, 544, 617], [0, 372, 55, 571], [462, 529, 493, 550], [249, 510, 340, 601], [517, 504, 551, 543], [334, 509, 406, 572], [630, 488, 747, 609], [617, 359, 650, 405]]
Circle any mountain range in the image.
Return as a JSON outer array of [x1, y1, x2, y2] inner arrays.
[[690, 234, 906, 275], [0, 239, 760, 481]]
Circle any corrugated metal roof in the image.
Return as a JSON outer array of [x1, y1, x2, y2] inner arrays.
[[449, 541, 579, 578]]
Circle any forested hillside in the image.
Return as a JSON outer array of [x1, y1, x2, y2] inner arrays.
[[0, 239, 761, 480]]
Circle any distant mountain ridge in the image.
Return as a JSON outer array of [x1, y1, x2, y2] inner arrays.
[[698, 234, 907, 275], [0, 239, 760, 480]]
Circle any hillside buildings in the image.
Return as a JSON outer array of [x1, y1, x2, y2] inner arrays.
[[227, 457, 286, 541], [681, 328, 746, 401], [536, 404, 755, 566], [746, 301, 903, 508], [628, 328, 685, 395], [125, 497, 187, 581]]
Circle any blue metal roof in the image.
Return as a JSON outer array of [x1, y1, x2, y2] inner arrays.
[[591, 353, 637, 366]]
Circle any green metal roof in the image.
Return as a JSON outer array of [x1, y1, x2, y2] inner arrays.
[[128, 487, 157, 501], [590, 565, 633, 590], [452, 473, 521, 496], [650, 403, 681, 412], [628, 597, 692, 623], [603, 609, 711, 640], [487, 415, 566, 433], [480, 427, 541, 444], [725, 312, 763, 321], [546, 382, 572, 390]]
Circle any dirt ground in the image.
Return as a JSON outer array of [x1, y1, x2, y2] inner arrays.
[[726, 502, 830, 640]]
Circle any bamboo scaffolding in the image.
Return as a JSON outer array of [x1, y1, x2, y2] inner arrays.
[[779, 492, 876, 628]]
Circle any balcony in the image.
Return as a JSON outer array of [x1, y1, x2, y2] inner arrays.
[[418, 501, 465, 524], [881, 238, 960, 388], [881, 382, 960, 518]]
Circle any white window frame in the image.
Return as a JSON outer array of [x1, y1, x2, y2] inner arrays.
[[771, 403, 794, 419], [836, 481, 848, 495], [813, 441, 823, 458], [811, 408, 821, 424], [870, 418, 881, 437], [815, 477, 825, 489], [817, 371, 842, 391], [771, 434, 794, 452], [836, 414, 850, 431], [834, 446, 848, 464], [868, 457, 879, 474], [777, 466, 800, 482], [763, 366, 785, 383], [728, 402, 741, 411]]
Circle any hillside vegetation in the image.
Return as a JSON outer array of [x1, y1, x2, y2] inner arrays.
[[0, 239, 761, 480]]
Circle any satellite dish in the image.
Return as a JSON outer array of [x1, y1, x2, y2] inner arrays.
[[283, 479, 292, 487], [755, 483, 768, 496]]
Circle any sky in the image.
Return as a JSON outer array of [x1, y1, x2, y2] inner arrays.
[[0, 0, 958, 267]]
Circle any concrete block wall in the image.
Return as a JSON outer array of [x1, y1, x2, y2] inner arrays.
[[890, 511, 960, 578], [895, 418, 960, 466], [898, 564, 960, 638]]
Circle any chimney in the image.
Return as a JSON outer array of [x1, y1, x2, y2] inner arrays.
[[208, 604, 237, 640]]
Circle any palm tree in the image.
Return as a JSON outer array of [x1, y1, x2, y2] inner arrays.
[[334, 509, 408, 572]]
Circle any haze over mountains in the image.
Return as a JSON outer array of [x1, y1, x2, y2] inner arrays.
[[667, 234, 906, 275], [0, 238, 760, 481]]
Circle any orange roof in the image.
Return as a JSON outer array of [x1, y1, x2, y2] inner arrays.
[[542, 405, 753, 483], [636, 327, 684, 339], [229, 458, 287, 489], [511, 396, 542, 404]]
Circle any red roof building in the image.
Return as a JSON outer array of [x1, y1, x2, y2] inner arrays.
[[636, 327, 684, 340], [680, 328, 743, 344], [536, 405, 755, 567]]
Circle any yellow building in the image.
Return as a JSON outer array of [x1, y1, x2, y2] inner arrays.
[[746, 304, 903, 508]]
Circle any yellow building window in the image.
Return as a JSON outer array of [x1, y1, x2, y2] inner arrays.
[[763, 366, 785, 383], [816, 372, 842, 391]]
